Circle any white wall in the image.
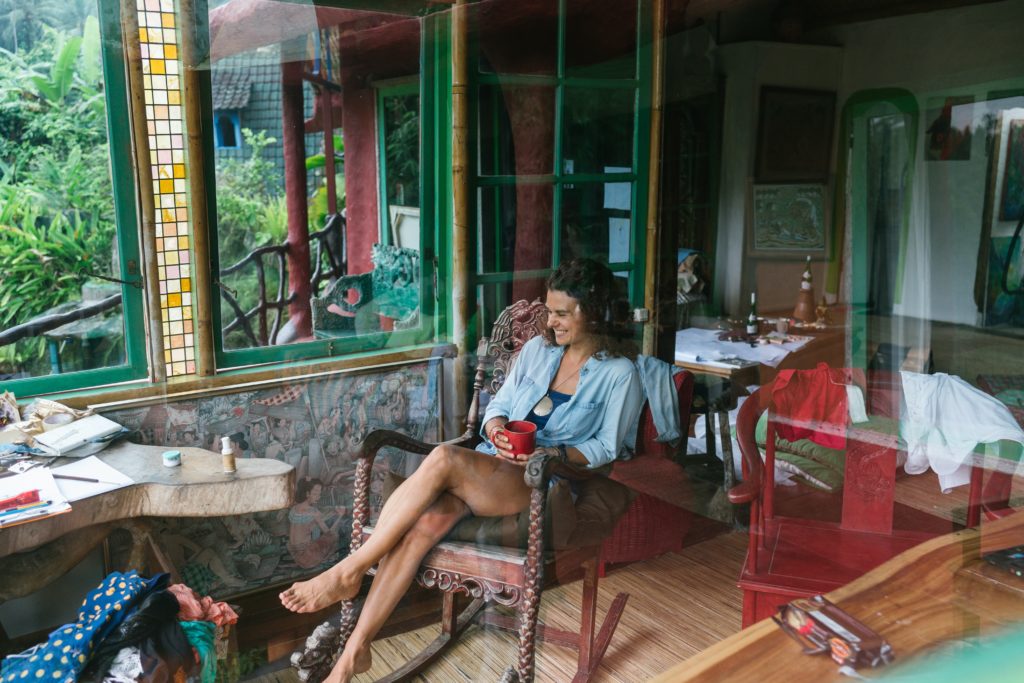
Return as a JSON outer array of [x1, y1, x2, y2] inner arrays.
[[824, 0, 1024, 325], [714, 42, 843, 315], [712, 1, 1024, 324]]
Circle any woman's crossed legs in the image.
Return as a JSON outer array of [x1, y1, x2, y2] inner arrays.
[[280, 444, 533, 682]]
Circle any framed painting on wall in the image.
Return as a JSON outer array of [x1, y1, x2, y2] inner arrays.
[[754, 87, 836, 183], [1000, 118, 1024, 221], [748, 183, 830, 258]]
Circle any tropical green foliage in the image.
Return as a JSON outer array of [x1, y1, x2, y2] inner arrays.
[[0, 17, 118, 376], [215, 127, 346, 350], [382, 93, 419, 208], [216, 128, 288, 266]]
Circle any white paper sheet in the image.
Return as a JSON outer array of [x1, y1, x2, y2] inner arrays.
[[51, 456, 134, 502], [674, 327, 813, 368]]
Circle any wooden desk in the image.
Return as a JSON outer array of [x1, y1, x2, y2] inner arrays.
[[0, 442, 294, 602], [653, 512, 1024, 682], [674, 323, 845, 388]]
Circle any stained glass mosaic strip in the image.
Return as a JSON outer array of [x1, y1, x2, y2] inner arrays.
[[137, 0, 195, 376]]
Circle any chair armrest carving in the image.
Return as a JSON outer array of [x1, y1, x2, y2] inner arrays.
[[523, 451, 596, 489], [735, 387, 768, 495]]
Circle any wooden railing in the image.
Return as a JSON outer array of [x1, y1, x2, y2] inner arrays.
[[217, 212, 347, 347]]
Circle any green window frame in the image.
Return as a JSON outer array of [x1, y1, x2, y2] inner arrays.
[[839, 89, 919, 371], [0, 0, 148, 398], [468, 0, 653, 337], [201, 2, 450, 370]]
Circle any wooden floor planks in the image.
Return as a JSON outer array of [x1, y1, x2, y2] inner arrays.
[[246, 469, 1018, 682], [246, 531, 747, 682]]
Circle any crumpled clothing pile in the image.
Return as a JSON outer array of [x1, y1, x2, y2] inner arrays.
[[1, 571, 239, 683]]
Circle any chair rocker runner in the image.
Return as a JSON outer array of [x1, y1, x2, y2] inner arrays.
[[291, 299, 647, 682]]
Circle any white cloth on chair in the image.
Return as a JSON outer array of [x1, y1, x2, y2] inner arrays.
[[900, 371, 1024, 492]]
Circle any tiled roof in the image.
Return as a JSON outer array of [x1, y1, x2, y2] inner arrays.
[[212, 70, 252, 110]]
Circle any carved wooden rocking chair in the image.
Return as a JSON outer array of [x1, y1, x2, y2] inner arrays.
[[292, 299, 650, 682]]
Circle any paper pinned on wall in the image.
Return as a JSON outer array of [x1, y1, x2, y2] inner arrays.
[[603, 166, 631, 211], [608, 217, 631, 264]]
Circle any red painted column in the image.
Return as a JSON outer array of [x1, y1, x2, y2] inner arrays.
[[339, 84, 378, 275], [281, 61, 312, 339], [505, 86, 555, 302]]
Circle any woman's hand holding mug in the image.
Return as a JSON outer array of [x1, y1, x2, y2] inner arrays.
[[491, 420, 537, 465]]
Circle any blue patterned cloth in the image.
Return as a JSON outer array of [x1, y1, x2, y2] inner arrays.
[[1, 571, 168, 683]]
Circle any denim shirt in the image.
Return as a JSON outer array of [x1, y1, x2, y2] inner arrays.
[[478, 336, 642, 467]]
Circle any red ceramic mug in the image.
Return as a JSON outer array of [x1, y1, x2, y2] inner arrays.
[[496, 420, 537, 457]]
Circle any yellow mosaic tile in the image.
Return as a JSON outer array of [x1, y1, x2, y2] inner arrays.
[[138, 0, 194, 377]]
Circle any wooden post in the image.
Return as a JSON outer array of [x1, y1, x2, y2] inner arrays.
[[282, 59, 313, 339], [642, 0, 667, 356], [122, 0, 166, 382], [179, 0, 214, 376], [451, 0, 472, 428]]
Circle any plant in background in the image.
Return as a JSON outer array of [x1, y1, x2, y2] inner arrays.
[[216, 128, 286, 264], [306, 131, 345, 232], [0, 18, 117, 375]]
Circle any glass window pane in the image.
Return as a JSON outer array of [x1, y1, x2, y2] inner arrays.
[[562, 86, 635, 175], [207, 7, 424, 353], [0, 6, 128, 380], [478, 184, 554, 275], [471, 0, 557, 76], [478, 84, 555, 177], [565, 0, 638, 79], [381, 89, 420, 249], [561, 182, 633, 264]]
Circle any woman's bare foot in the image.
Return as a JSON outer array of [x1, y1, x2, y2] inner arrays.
[[324, 643, 372, 683], [279, 561, 362, 613]]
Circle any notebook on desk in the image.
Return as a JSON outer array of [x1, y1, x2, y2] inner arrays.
[[33, 414, 124, 456], [0, 468, 71, 528]]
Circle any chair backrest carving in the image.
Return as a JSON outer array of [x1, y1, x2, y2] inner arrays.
[[483, 299, 549, 395]]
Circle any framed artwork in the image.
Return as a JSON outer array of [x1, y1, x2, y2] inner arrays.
[[748, 183, 829, 258], [754, 87, 836, 183], [1000, 118, 1024, 221], [925, 95, 974, 161]]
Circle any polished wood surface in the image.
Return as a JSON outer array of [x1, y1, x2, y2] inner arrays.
[[0, 442, 294, 602], [653, 512, 1024, 682], [0, 441, 294, 557]]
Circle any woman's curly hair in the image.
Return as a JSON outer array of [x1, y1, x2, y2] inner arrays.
[[542, 258, 637, 360]]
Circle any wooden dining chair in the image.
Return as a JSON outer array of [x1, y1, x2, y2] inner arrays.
[[727, 368, 953, 627], [291, 299, 693, 682]]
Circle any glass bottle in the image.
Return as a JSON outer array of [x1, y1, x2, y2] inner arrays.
[[746, 291, 759, 336]]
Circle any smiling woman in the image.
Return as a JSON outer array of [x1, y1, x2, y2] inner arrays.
[[278, 257, 642, 682]]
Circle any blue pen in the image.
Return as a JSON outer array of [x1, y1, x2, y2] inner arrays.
[[0, 507, 54, 527]]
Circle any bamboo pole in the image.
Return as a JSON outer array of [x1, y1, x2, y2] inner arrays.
[[179, 0, 215, 376], [122, 0, 166, 383], [451, 0, 471, 429], [642, 0, 667, 356]]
